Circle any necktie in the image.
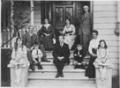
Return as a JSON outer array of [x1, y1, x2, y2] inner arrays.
[[37, 50, 38, 55]]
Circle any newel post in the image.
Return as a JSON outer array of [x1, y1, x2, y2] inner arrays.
[[8, 64, 29, 87], [95, 66, 112, 88]]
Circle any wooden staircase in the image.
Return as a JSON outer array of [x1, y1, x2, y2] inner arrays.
[[27, 51, 96, 88]]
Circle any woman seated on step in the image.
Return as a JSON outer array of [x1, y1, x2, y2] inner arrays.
[[40, 18, 56, 51], [8, 37, 30, 83], [62, 18, 76, 50], [31, 42, 43, 71]]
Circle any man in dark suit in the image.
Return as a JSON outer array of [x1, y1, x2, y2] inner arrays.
[[53, 35, 70, 78]]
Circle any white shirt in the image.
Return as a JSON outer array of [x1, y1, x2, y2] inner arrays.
[[32, 49, 43, 59], [88, 37, 100, 55], [63, 24, 75, 35], [11, 37, 17, 49], [44, 24, 50, 29]]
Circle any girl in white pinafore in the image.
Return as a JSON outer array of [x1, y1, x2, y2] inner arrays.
[[63, 18, 76, 50], [9, 37, 29, 83], [94, 40, 111, 81]]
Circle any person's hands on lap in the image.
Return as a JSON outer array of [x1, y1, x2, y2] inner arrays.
[[58, 56, 64, 60]]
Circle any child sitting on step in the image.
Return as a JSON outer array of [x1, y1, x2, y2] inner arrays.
[[73, 44, 84, 69], [94, 40, 111, 80], [32, 42, 43, 70]]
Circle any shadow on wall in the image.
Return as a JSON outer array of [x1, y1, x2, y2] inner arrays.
[[112, 69, 119, 88]]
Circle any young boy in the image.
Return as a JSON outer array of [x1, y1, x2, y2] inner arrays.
[[32, 42, 43, 70], [73, 44, 84, 69]]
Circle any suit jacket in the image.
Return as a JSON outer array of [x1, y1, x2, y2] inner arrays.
[[79, 13, 91, 35], [31, 34, 39, 47], [53, 42, 70, 60], [22, 32, 31, 48]]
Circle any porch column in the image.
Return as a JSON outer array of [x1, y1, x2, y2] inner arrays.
[[0, 0, 1, 86], [30, 0, 34, 25], [10, 0, 14, 47]]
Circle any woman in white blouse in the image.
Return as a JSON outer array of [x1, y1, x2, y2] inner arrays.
[[9, 37, 29, 83], [62, 18, 76, 49]]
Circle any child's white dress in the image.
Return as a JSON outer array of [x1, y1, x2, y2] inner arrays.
[[10, 45, 30, 67], [94, 48, 111, 80]]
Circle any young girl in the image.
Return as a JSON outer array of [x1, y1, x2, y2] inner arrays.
[[94, 40, 111, 80], [73, 44, 84, 69], [9, 38, 29, 83]]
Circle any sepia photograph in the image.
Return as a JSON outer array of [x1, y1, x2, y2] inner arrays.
[[0, 0, 119, 88]]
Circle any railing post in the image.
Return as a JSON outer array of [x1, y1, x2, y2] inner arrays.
[[0, 0, 1, 86], [8, 65, 29, 87], [95, 66, 112, 88], [10, 0, 14, 36], [30, 0, 34, 26]]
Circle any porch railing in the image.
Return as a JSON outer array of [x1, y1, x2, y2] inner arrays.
[[95, 66, 112, 88]]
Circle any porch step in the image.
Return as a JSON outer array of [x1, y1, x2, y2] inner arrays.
[[45, 51, 90, 59], [45, 51, 74, 59], [29, 66, 85, 72], [27, 79, 95, 87], [27, 51, 94, 87], [29, 69, 86, 80]]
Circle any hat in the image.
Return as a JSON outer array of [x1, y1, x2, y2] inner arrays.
[[83, 5, 89, 9]]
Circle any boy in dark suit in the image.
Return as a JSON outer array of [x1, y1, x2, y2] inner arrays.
[[53, 35, 70, 78], [73, 44, 84, 69]]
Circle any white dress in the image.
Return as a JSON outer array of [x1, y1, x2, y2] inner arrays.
[[94, 48, 111, 67], [94, 48, 112, 80], [63, 24, 76, 49], [10, 45, 30, 67]]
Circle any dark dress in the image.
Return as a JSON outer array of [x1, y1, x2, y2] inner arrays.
[[53, 42, 70, 75], [40, 24, 55, 51], [85, 48, 97, 78]]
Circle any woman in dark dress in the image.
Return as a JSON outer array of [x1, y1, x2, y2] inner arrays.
[[85, 30, 100, 78], [41, 18, 55, 51]]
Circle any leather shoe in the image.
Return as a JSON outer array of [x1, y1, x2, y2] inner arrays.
[[55, 73, 60, 78]]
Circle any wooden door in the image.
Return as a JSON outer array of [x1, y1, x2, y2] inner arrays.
[[53, 2, 75, 31]]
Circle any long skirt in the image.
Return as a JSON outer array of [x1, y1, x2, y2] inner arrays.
[[64, 35, 76, 50], [42, 36, 54, 51], [85, 56, 96, 78]]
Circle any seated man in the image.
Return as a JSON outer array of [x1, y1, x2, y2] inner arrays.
[[53, 35, 70, 78]]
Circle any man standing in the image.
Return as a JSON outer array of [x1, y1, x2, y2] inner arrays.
[[79, 5, 91, 55], [53, 35, 70, 78]]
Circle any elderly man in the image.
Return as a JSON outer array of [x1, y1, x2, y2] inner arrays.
[[79, 5, 92, 56], [53, 35, 70, 78]]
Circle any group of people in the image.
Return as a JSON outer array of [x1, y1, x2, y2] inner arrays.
[[8, 5, 111, 83]]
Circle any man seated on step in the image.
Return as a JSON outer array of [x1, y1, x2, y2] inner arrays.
[[53, 35, 70, 78]]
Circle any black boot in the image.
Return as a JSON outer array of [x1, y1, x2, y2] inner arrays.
[[37, 63, 43, 69]]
